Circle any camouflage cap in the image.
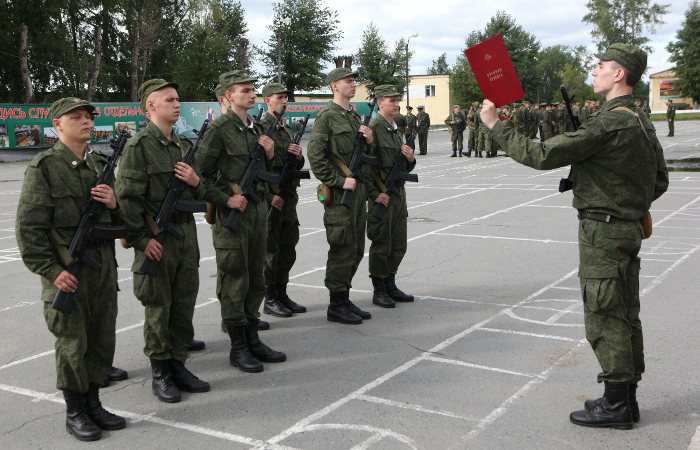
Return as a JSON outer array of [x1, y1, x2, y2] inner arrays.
[[138, 78, 179, 113], [523, 100, 530, 104], [219, 70, 258, 90], [453, 104, 460, 109], [513, 103, 521, 107], [327, 67, 358, 84], [374, 84, 400, 97], [595, 43, 647, 77], [49, 97, 95, 120], [261, 82, 290, 99], [473, 102, 480, 107], [214, 83, 226, 100]]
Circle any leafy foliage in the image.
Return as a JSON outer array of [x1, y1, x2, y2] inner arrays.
[[354, 22, 411, 99], [667, 0, 700, 101]]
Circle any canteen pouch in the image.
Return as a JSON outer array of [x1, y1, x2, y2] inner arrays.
[[205, 202, 216, 224], [317, 183, 332, 205], [640, 211, 652, 239]]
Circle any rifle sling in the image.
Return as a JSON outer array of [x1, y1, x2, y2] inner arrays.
[[369, 166, 388, 194], [330, 154, 353, 177], [267, 182, 281, 195], [145, 215, 161, 236], [49, 234, 73, 267], [610, 107, 650, 141], [225, 179, 245, 196]]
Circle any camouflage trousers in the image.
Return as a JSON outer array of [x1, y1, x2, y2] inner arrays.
[[477, 127, 493, 153], [530, 124, 538, 139], [467, 129, 477, 149], [133, 220, 199, 363], [367, 187, 408, 278], [42, 245, 117, 393], [264, 215, 300, 286], [217, 200, 267, 328], [578, 217, 645, 384], [451, 131, 464, 152], [323, 184, 366, 292]]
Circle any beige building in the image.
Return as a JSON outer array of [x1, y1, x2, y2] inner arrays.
[[649, 69, 696, 112]]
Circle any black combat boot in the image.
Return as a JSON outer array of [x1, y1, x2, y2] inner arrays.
[[83, 383, 126, 430], [263, 285, 292, 317], [466, 149, 472, 157], [384, 273, 414, 302], [451, 150, 457, 157], [227, 325, 264, 372], [257, 319, 270, 330], [584, 382, 640, 423], [570, 382, 633, 430], [64, 391, 101, 441], [371, 276, 395, 308], [345, 289, 372, 320], [101, 366, 128, 388], [459, 149, 463, 157], [478, 151, 483, 158], [150, 358, 181, 403], [245, 317, 287, 363], [169, 359, 210, 393], [188, 339, 206, 351], [327, 290, 362, 324], [277, 282, 307, 313], [485, 151, 494, 158]]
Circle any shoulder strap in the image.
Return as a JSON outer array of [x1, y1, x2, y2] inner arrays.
[[369, 166, 387, 193], [610, 106, 650, 142], [225, 178, 245, 196], [48, 234, 72, 267], [330, 154, 353, 177]]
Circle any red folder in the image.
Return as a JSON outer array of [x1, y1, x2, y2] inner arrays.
[[464, 34, 525, 108]]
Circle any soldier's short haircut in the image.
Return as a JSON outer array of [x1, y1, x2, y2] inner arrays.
[[610, 61, 641, 87]]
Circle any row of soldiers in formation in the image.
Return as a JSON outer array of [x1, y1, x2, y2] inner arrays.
[[16, 68, 418, 441]]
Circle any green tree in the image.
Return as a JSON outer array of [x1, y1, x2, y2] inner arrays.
[[536, 45, 592, 103], [354, 22, 411, 99], [449, 54, 482, 107], [465, 11, 541, 101], [582, 0, 670, 53], [261, 0, 341, 101], [427, 53, 450, 75], [551, 63, 601, 104], [666, 0, 700, 102]]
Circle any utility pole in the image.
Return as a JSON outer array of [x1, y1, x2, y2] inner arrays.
[[406, 34, 418, 107]]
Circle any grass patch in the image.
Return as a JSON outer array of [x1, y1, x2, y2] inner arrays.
[[650, 112, 700, 121]]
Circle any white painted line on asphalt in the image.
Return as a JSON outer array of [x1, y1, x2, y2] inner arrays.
[[545, 302, 581, 324], [0, 235, 16, 240], [435, 233, 577, 245], [0, 300, 40, 313], [299, 229, 325, 238], [654, 194, 700, 226], [550, 286, 579, 290], [356, 394, 479, 421], [424, 355, 544, 379], [479, 327, 585, 343], [641, 242, 700, 296], [407, 186, 495, 210], [688, 423, 700, 450]]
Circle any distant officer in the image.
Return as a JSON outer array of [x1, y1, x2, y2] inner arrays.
[[405, 106, 416, 150], [30, 125, 42, 146], [416, 106, 430, 155], [365, 85, 416, 308], [445, 105, 465, 157], [475, 104, 491, 157], [642, 101, 651, 117], [529, 103, 538, 139], [117, 79, 210, 402], [259, 82, 308, 318], [481, 43, 669, 430], [394, 106, 407, 140], [16, 98, 127, 441], [196, 70, 287, 372], [307, 67, 375, 324], [466, 102, 478, 156], [666, 99, 675, 137], [537, 103, 550, 142]]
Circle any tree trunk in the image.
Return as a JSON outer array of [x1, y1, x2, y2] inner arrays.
[[86, 27, 102, 102], [19, 24, 34, 104]]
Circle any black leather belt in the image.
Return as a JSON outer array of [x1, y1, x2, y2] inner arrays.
[[578, 210, 616, 223], [170, 213, 194, 224]]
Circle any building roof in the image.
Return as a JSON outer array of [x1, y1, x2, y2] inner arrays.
[[649, 69, 677, 78]]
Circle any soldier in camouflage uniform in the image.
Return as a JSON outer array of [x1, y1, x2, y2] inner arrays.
[[196, 70, 287, 372], [642, 101, 651, 117], [307, 67, 375, 325], [259, 82, 308, 318], [475, 104, 492, 158], [482, 43, 668, 430], [394, 106, 406, 141], [466, 102, 478, 156], [365, 85, 416, 308], [30, 125, 42, 146], [529, 103, 538, 139], [404, 106, 416, 150], [17, 98, 126, 441], [445, 105, 465, 157], [666, 99, 675, 137], [117, 79, 210, 403]]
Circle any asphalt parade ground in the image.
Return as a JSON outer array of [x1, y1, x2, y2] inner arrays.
[[1, 121, 700, 449]]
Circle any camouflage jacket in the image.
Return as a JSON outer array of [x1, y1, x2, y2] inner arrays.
[[466, 108, 477, 130], [393, 113, 407, 135], [307, 101, 375, 189], [16, 141, 123, 282], [366, 114, 416, 202], [491, 94, 669, 220], [115, 121, 204, 252], [444, 112, 466, 133]]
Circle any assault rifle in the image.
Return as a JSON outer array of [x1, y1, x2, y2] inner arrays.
[[559, 85, 581, 193], [51, 131, 130, 314], [139, 121, 210, 277], [224, 106, 285, 232], [370, 121, 420, 220], [340, 99, 378, 209], [268, 114, 311, 223]]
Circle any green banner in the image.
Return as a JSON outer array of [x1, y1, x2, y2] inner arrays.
[[0, 101, 374, 150]]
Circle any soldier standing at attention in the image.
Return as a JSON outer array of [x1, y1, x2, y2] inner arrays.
[[30, 125, 42, 146], [307, 67, 375, 325], [196, 71, 286, 372], [529, 103, 538, 140], [405, 106, 417, 150], [666, 99, 675, 137], [365, 85, 416, 308], [466, 102, 478, 156], [634, 99, 642, 109], [260, 82, 308, 318], [394, 106, 406, 142], [16, 98, 127, 440], [416, 106, 430, 155], [481, 43, 668, 430], [116, 80, 210, 403], [445, 105, 465, 157], [642, 100, 651, 117]]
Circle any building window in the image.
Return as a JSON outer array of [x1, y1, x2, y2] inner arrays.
[[425, 85, 435, 98]]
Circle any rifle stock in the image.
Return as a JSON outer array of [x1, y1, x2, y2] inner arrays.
[[340, 99, 378, 209]]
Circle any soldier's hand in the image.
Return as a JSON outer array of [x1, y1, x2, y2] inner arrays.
[[359, 125, 373, 144], [401, 145, 415, 162], [145, 239, 163, 262], [375, 193, 389, 207], [54, 270, 78, 293], [271, 195, 284, 211], [92, 184, 117, 210], [174, 162, 200, 188], [227, 194, 247, 212], [480, 100, 499, 129], [287, 143, 303, 161], [451, 121, 455, 124], [343, 177, 356, 191], [259, 135, 274, 160]]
